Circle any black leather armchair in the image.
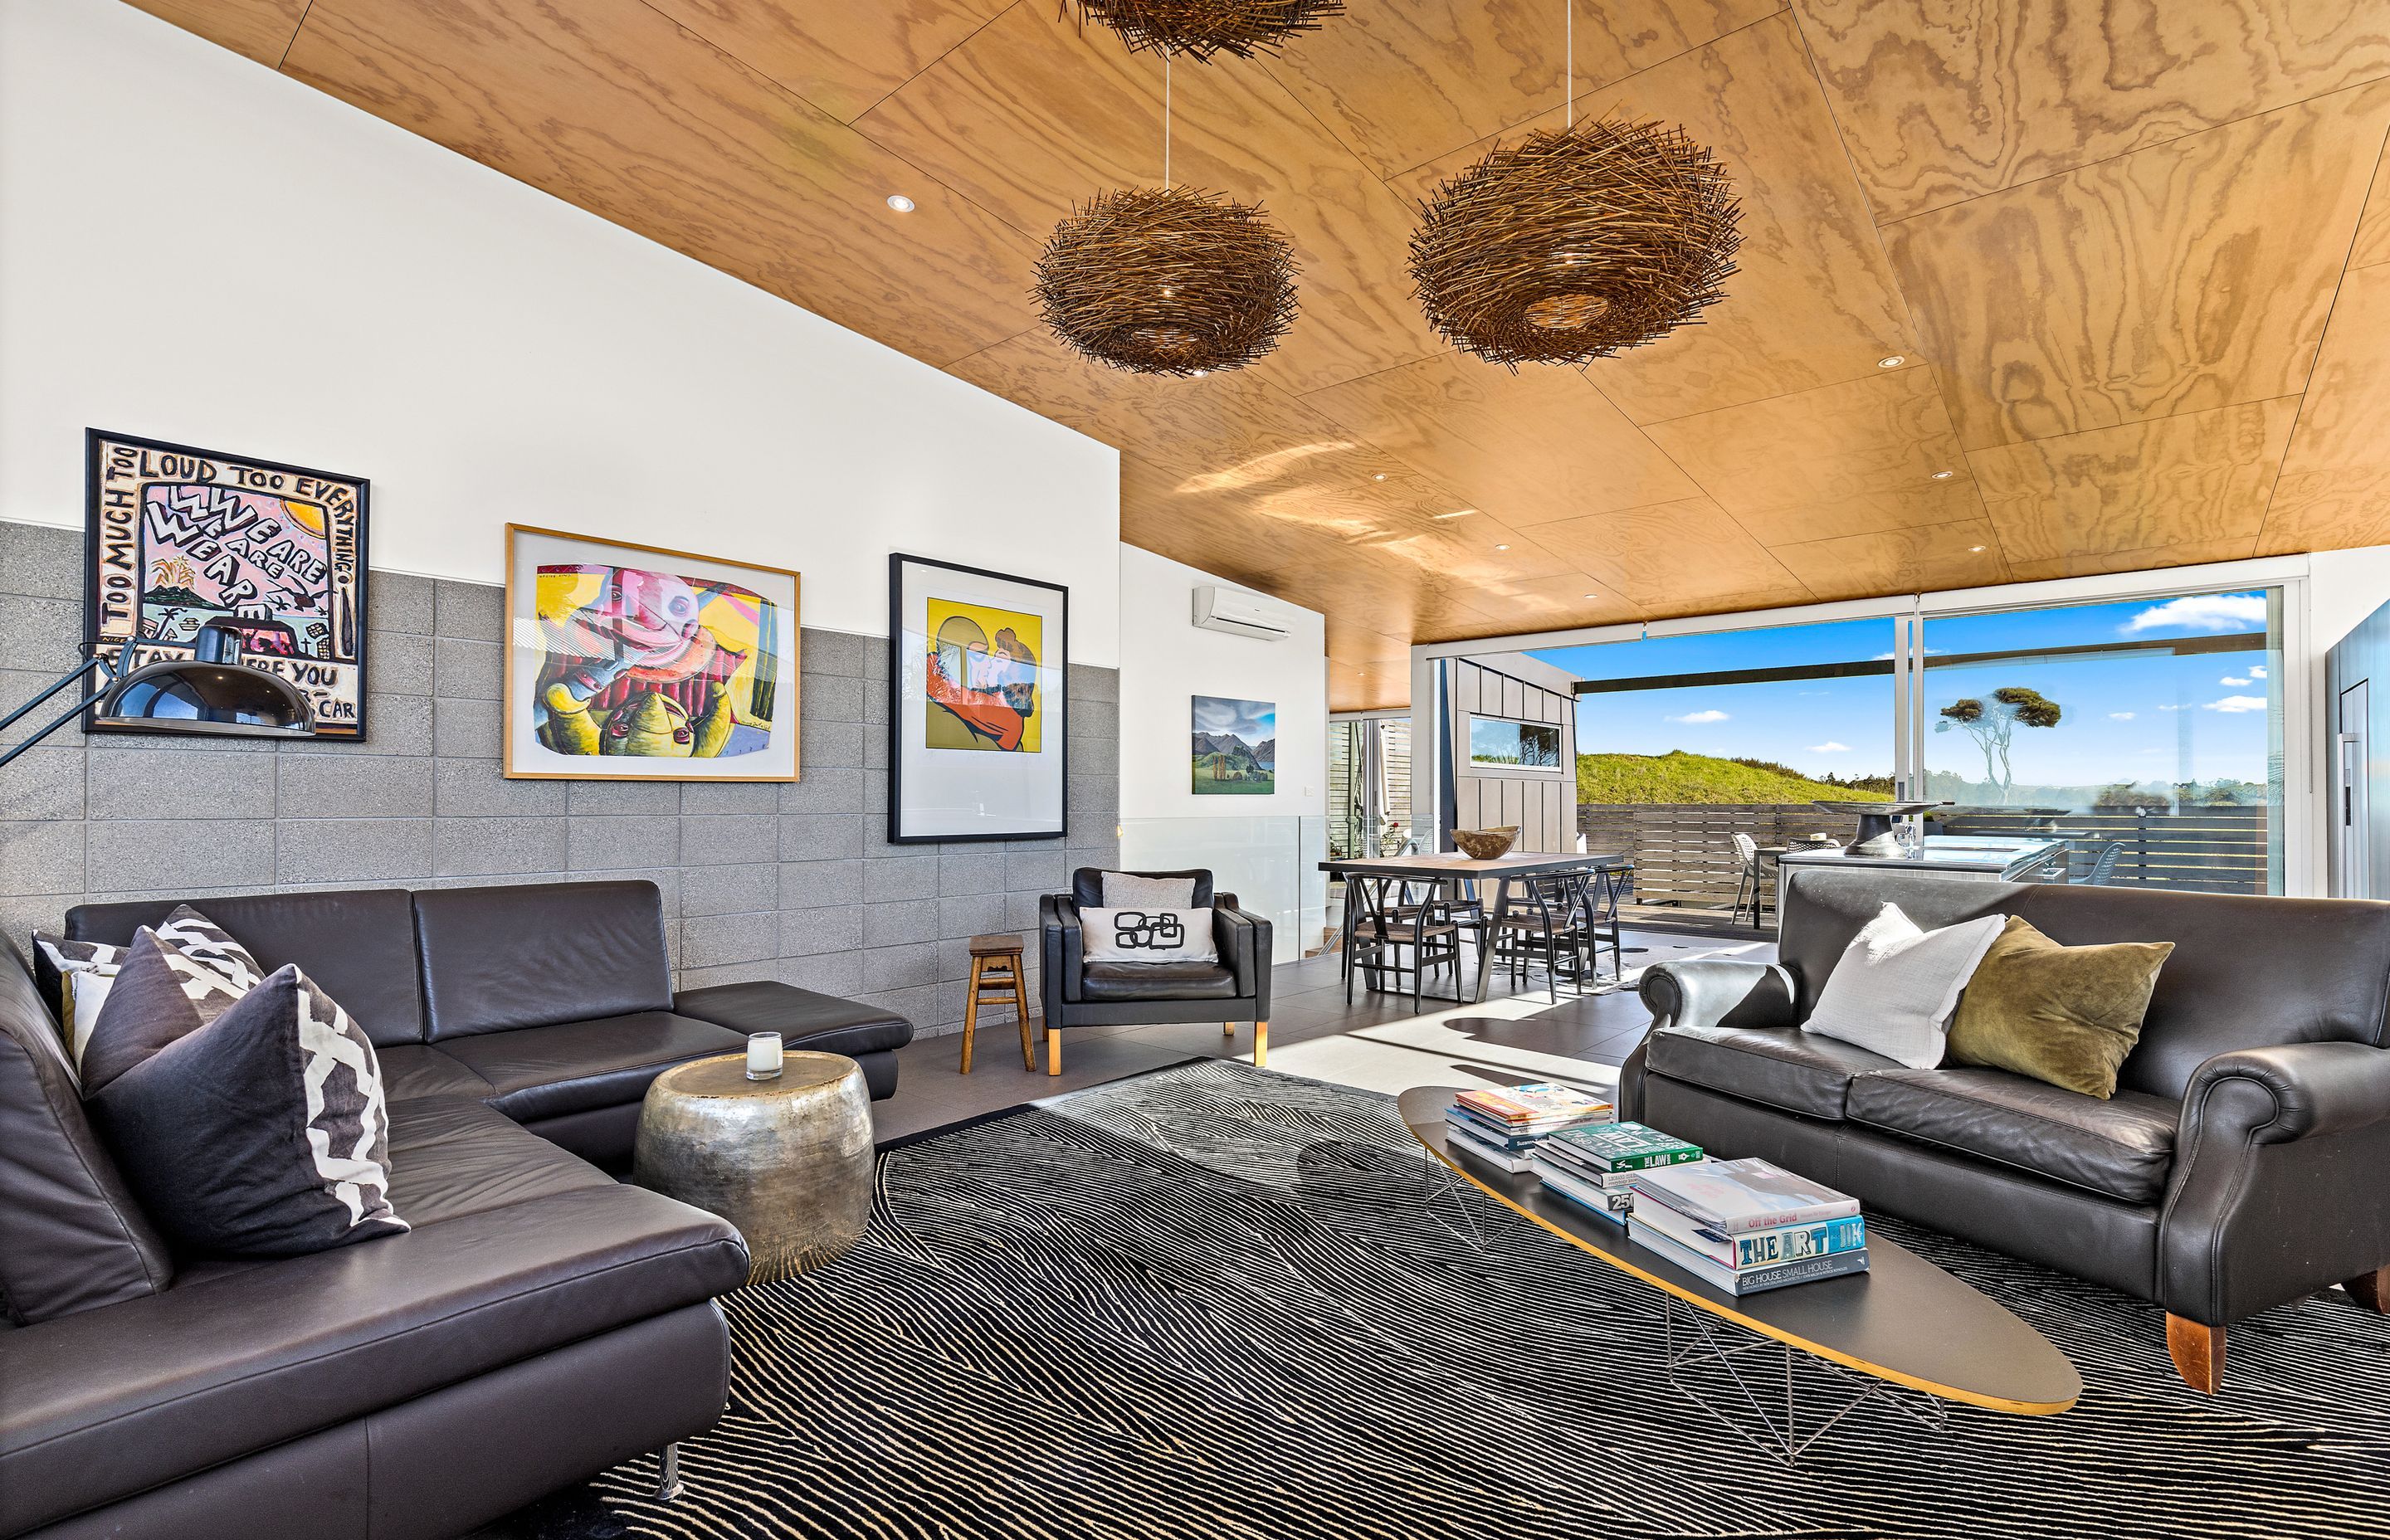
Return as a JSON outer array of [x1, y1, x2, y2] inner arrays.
[[1617, 868, 2390, 1394], [1038, 868, 1273, 1075]]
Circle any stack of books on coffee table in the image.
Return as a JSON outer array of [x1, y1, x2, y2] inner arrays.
[[1627, 1158, 1867, 1295], [1441, 1084, 1615, 1172], [1529, 1123, 1704, 1226]]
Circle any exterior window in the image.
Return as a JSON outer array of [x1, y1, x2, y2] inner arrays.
[[1470, 717, 1562, 767]]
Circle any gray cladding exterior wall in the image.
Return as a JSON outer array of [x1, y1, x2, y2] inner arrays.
[[0, 520, 1119, 1036]]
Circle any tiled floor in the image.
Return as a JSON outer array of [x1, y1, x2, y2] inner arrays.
[[868, 924, 1778, 1143]]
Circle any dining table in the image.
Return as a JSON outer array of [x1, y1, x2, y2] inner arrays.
[[1318, 850, 1634, 1003]]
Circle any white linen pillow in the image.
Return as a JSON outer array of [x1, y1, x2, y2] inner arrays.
[[1079, 907, 1219, 965], [1800, 902, 2005, 1069]]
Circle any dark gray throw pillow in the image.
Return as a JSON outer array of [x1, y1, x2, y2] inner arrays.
[[79, 927, 254, 1094], [0, 951, 173, 1321], [87, 963, 407, 1258]]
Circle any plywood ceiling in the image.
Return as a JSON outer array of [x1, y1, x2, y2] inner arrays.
[[134, 0, 2390, 709]]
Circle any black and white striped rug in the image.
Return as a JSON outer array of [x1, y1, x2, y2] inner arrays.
[[520, 1060, 2390, 1539]]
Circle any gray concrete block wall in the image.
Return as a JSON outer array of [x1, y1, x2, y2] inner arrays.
[[0, 520, 1118, 1037]]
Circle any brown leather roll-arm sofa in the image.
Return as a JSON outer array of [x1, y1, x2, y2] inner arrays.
[[1620, 867, 2390, 1394], [0, 879, 913, 1540]]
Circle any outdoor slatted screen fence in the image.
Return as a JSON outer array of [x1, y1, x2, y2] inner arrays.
[[1577, 802, 2269, 905]]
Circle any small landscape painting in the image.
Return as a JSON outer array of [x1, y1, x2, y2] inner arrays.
[[1193, 695, 1275, 795]]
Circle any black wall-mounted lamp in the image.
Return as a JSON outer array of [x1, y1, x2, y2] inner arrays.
[[0, 619, 315, 769]]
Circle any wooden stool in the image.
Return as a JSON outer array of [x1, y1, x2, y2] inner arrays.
[[960, 934, 1031, 1075]]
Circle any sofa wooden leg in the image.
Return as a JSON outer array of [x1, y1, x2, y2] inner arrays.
[[2345, 1265, 2390, 1313], [2166, 1315, 2223, 1394], [1047, 1024, 1062, 1077], [1224, 1020, 1236, 1036], [1253, 1020, 1267, 1069]]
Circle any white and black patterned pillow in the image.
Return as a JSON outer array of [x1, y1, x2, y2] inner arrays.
[[1079, 907, 1220, 965], [150, 904, 266, 993], [85, 963, 405, 1258], [32, 934, 126, 1075]]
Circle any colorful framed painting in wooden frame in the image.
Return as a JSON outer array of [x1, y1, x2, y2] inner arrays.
[[502, 524, 799, 782]]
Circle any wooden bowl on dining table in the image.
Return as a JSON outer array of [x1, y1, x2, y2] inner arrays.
[[1451, 826, 1519, 860]]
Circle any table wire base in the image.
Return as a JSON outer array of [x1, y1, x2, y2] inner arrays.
[[1663, 1294, 1947, 1465], [1418, 1145, 1486, 1251], [1414, 1146, 1948, 1466]]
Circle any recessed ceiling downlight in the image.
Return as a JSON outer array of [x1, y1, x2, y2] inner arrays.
[[1877, 354, 1905, 368], [886, 193, 916, 212]]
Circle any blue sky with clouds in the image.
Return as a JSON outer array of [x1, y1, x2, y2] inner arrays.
[[1529, 592, 2275, 792]]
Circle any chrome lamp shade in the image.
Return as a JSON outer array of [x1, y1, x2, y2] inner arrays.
[[97, 660, 312, 736], [0, 619, 314, 770]]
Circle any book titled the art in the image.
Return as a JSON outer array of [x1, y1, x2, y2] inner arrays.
[[1627, 1222, 1872, 1295], [1632, 1157, 1861, 1235], [1632, 1201, 1867, 1270]]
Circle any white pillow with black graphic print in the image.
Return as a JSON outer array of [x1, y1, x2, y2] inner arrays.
[[86, 962, 405, 1258], [32, 933, 125, 1075], [1079, 907, 1219, 965]]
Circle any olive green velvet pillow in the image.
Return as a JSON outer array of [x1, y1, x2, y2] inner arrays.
[[1944, 916, 2173, 1099]]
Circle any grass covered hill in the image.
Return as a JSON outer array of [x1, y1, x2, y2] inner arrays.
[[1577, 751, 1893, 806]]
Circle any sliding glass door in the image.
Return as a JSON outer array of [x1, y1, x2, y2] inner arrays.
[[1519, 581, 2289, 901]]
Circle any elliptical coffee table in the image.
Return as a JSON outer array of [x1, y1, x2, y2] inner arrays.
[[1399, 1087, 2080, 1461]]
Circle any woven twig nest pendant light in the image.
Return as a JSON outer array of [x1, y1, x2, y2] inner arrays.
[[1036, 185, 1299, 375], [1063, 0, 1344, 61], [1036, 18, 1305, 377], [1411, 116, 1742, 368]]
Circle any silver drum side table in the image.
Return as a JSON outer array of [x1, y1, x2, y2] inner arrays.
[[634, 1050, 873, 1284]]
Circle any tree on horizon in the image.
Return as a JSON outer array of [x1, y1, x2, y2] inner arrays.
[[1936, 686, 2063, 804]]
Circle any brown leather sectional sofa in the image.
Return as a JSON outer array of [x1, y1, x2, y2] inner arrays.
[[0, 879, 913, 1539]]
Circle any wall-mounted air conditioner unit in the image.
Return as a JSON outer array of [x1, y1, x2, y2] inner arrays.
[[1192, 585, 1291, 641]]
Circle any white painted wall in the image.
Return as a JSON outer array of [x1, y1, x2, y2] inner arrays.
[[0, 0, 1122, 660], [1116, 546, 1329, 959], [1118, 547, 1326, 821]]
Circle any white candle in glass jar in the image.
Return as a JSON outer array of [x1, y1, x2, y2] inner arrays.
[[746, 1032, 783, 1080]]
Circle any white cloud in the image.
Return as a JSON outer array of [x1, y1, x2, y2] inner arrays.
[[2251, 665, 2267, 678], [1808, 741, 1851, 753], [2109, 711, 2137, 720], [1668, 709, 1729, 724], [2220, 675, 2251, 687], [2202, 694, 2269, 714], [2158, 704, 2189, 712], [2121, 594, 2267, 635]]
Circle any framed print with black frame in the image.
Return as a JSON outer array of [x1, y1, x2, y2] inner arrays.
[[85, 429, 369, 740], [890, 553, 1069, 843], [501, 524, 800, 782]]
